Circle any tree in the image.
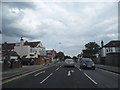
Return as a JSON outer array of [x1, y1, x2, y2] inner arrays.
[[72, 56, 78, 62], [85, 42, 100, 54], [64, 55, 71, 60], [83, 42, 100, 59], [56, 51, 65, 61]]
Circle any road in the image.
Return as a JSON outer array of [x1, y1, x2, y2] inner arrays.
[[2, 62, 119, 89]]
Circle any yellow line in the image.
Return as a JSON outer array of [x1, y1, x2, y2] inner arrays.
[[0, 64, 55, 85], [97, 68, 120, 76]]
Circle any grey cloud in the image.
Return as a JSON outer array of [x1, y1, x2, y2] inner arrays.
[[2, 2, 36, 10]]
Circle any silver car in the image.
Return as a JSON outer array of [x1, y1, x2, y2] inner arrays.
[[63, 59, 75, 67]]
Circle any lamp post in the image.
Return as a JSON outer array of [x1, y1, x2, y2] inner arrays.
[[55, 42, 62, 52]]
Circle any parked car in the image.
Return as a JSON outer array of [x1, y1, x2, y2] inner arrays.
[[80, 58, 95, 70], [21, 58, 34, 65], [63, 59, 75, 67]]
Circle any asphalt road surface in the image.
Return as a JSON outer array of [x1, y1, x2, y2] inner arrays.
[[2, 62, 119, 89]]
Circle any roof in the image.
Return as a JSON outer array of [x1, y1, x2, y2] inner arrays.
[[2, 43, 16, 50], [24, 41, 40, 47], [103, 40, 120, 47], [9, 51, 19, 56], [46, 50, 56, 53]]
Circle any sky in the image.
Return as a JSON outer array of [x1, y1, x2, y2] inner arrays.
[[1, 1, 118, 56]]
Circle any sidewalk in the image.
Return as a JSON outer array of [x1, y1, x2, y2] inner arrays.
[[96, 64, 120, 74], [1, 63, 52, 81]]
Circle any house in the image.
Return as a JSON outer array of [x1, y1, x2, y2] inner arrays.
[[1, 43, 22, 70], [2, 42, 16, 60], [99, 40, 120, 66], [14, 37, 47, 65], [14, 37, 46, 59], [99, 40, 120, 57], [46, 49, 57, 62]]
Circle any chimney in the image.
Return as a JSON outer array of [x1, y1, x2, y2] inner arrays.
[[101, 40, 104, 47], [20, 37, 24, 46]]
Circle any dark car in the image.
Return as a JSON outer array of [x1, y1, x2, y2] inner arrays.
[[80, 58, 95, 70], [21, 58, 34, 65], [63, 59, 75, 67]]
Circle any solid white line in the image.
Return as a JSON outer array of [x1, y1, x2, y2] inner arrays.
[[40, 73, 53, 84], [34, 71, 45, 77], [84, 73, 98, 85], [55, 68, 59, 71]]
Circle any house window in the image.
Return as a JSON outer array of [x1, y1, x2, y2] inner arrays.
[[106, 49, 109, 53], [30, 47, 35, 52], [111, 49, 113, 52]]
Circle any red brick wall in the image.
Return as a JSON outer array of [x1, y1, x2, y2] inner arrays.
[[34, 56, 52, 65], [34, 57, 45, 65]]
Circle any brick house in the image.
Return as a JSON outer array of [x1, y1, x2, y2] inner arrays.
[[46, 49, 57, 62], [2, 42, 22, 70]]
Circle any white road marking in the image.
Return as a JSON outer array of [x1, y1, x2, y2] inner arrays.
[[76, 66, 81, 71], [60, 65, 62, 67], [55, 67, 59, 71], [34, 71, 45, 77], [40, 73, 53, 84], [71, 70, 74, 72], [68, 71, 71, 76], [84, 73, 98, 85]]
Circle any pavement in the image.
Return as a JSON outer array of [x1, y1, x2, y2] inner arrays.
[[95, 64, 120, 74]]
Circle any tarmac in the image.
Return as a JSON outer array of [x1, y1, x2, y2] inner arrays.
[[1, 62, 120, 81]]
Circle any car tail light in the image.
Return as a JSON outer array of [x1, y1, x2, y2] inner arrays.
[[71, 62, 74, 64]]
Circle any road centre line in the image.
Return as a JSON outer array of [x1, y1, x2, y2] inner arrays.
[[34, 71, 45, 77], [84, 73, 98, 85], [40, 73, 53, 84]]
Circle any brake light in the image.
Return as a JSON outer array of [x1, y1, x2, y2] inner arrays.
[[70, 62, 74, 64], [64, 62, 66, 64]]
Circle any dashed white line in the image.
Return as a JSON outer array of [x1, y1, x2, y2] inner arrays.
[[40, 73, 53, 84], [55, 67, 59, 71], [84, 73, 98, 85], [59, 65, 62, 68], [34, 71, 45, 77], [76, 66, 81, 71]]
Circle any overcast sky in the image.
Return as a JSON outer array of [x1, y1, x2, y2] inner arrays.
[[2, 1, 118, 56]]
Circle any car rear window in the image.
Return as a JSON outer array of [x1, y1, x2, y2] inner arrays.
[[65, 59, 73, 62], [82, 58, 92, 62]]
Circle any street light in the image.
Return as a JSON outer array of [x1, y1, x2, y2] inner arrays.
[[55, 42, 62, 52]]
